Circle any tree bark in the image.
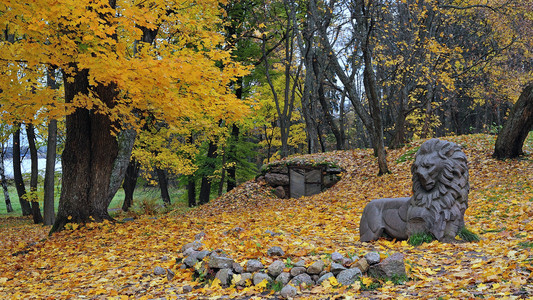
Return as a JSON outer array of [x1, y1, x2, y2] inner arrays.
[[390, 85, 409, 149], [493, 83, 533, 159], [26, 124, 43, 224], [218, 152, 226, 196], [121, 158, 139, 212], [156, 167, 171, 206], [43, 119, 57, 225], [198, 141, 217, 205], [12, 124, 31, 216], [187, 176, 196, 207], [43, 67, 59, 225], [317, 81, 344, 150], [0, 142, 13, 213]]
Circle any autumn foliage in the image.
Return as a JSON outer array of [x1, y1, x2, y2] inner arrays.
[[0, 0, 249, 126], [0, 134, 531, 298]]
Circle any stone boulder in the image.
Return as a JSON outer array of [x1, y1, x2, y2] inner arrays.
[[290, 273, 314, 287], [336, 268, 362, 286], [367, 253, 406, 279], [265, 173, 289, 186], [208, 256, 234, 269]]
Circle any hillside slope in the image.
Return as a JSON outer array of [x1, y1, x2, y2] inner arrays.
[[0, 134, 531, 299]]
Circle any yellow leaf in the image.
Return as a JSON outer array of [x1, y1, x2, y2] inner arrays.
[[231, 274, 242, 286], [328, 276, 339, 287], [361, 276, 373, 286], [255, 279, 269, 290], [0, 278, 8, 284], [211, 278, 221, 289]]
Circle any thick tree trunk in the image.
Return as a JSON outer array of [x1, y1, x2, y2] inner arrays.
[[493, 83, 533, 159], [156, 168, 171, 206], [0, 143, 13, 213], [43, 119, 57, 225], [12, 125, 31, 216], [198, 141, 217, 205], [26, 124, 43, 224], [51, 67, 119, 233], [122, 158, 139, 212]]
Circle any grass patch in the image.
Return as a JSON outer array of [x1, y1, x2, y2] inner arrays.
[[458, 227, 480, 242], [518, 241, 533, 249], [1, 180, 187, 219], [408, 232, 435, 246], [268, 280, 284, 292], [284, 257, 294, 268]]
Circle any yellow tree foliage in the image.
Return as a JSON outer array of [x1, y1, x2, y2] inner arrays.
[[0, 0, 249, 128], [253, 73, 307, 162]]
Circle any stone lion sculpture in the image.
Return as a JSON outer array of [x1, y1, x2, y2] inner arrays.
[[359, 138, 469, 242]]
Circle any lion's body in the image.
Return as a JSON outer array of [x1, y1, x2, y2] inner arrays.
[[359, 139, 469, 242], [359, 197, 410, 242]]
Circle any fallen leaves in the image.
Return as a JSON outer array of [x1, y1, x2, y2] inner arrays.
[[0, 134, 532, 298]]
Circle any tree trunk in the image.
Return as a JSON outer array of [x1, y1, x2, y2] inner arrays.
[[493, 83, 533, 159], [218, 152, 226, 196], [198, 141, 217, 205], [26, 124, 43, 224], [121, 158, 139, 212], [226, 123, 239, 192], [50, 0, 138, 233], [187, 176, 196, 207], [12, 124, 31, 216], [156, 167, 171, 206], [51, 66, 120, 233], [358, 0, 389, 175], [0, 143, 13, 213], [43, 67, 59, 226], [317, 81, 343, 150], [390, 86, 408, 149], [420, 85, 434, 139], [43, 119, 57, 225], [339, 91, 346, 150]]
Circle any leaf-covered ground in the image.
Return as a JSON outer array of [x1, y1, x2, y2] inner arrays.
[[1, 134, 532, 299]]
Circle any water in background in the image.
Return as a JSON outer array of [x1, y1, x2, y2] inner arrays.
[[2, 158, 62, 179]]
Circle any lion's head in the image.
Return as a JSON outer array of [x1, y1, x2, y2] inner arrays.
[[408, 138, 469, 240]]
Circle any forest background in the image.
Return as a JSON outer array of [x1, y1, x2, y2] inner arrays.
[[0, 0, 531, 227]]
